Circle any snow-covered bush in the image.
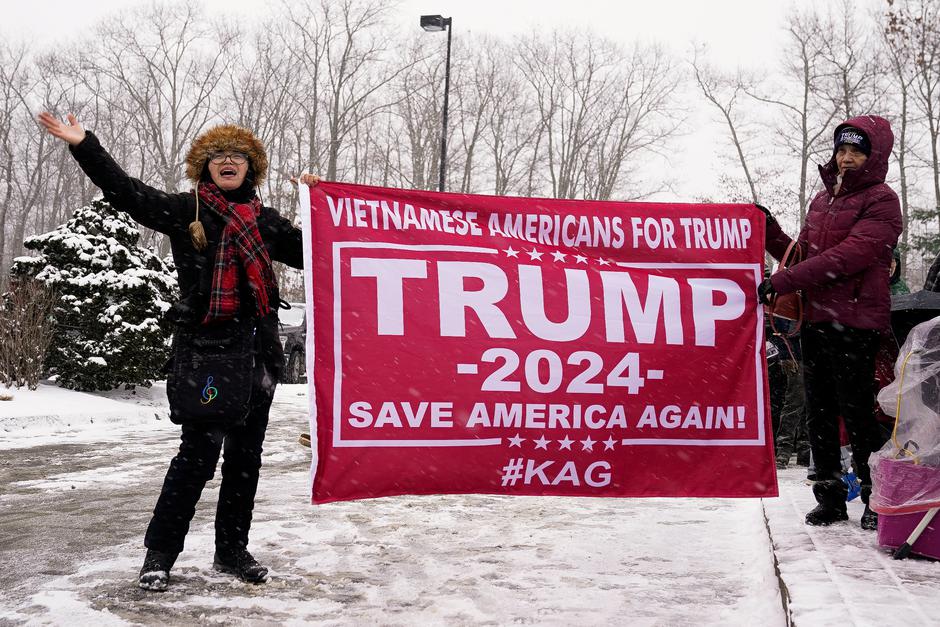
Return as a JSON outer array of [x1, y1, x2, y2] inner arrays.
[[11, 199, 178, 391]]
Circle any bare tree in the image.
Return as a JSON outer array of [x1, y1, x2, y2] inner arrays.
[[0, 43, 29, 280], [483, 49, 541, 196], [449, 37, 498, 193], [322, 0, 407, 180], [224, 20, 305, 220], [72, 1, 236, 253], [381, 35, 445, 190], [280, 0, 331, 177], [516, 32, 681, 201], [516, 31, 604, 199], [691, 47, 759, 203], [817, 0, 885, 119], [883, 0, 925, 270], [746, 7, 841, 221], [0, 279, 56, 389]]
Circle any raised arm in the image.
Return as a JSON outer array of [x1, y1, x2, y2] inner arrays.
[[38, 112, 191, 236]]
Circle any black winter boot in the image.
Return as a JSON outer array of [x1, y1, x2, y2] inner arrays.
[[138, 549, 178, 591], [805, 479, 849, 526], [860, 486, 878, 530], [213, 548, 268, 583]]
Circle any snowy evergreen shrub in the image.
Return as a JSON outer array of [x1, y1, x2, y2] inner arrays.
[[11, 198, 178, 391]]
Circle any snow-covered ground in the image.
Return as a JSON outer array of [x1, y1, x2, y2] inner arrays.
[[1, 382, 939, 625]]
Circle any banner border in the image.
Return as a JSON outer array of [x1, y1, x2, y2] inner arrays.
[[328, 241, 767, 448], [299, 184, 320, 486]]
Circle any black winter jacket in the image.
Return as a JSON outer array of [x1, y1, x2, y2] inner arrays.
[[68, 131, 304, 378]]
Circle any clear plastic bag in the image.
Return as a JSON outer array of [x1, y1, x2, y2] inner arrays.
[[870, 315, 940, 514]]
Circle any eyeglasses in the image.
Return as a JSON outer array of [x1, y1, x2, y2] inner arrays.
[[209, 152, 248, 165]]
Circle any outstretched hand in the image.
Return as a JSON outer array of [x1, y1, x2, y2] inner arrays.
[[37, 112, 85, 146], [290, 173, 321, 186]]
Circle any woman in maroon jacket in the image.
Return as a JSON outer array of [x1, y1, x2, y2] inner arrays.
[[760, 115, 902, 529]]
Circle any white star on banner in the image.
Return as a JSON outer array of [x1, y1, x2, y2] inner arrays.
[[558, 436, 574, 450], [581, 436, 596, 451], [603, 436, 616, 451], [534, 435, 550, 450], [508, 434, 525, 448], [574, 254, 588, 264], [597, 258, 611, 266], [551, 251, 567, 262], [527, 248, 544, 261], [504, 246, 519, 258]]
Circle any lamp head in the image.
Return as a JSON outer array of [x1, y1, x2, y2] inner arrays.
[[420, 15, 450, 31]]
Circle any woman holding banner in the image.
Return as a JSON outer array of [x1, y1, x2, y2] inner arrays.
[[758, 116, 902, 530], [38, 111, 319, 591]]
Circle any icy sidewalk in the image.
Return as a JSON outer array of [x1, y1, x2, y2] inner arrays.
[[2, 383, 940, 625], [766, 468, 940, 626]]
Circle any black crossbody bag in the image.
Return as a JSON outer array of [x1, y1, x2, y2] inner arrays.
[[166, 317, 255, 425]]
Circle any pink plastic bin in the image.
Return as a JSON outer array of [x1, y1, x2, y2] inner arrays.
[[877, 511, 940, 560], [873, 457, 940, 560]]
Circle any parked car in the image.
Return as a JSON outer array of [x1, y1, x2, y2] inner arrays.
[[279, 302, 306, 384]]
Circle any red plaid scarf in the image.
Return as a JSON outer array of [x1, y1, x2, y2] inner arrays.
[[197, 182, 277, 324]]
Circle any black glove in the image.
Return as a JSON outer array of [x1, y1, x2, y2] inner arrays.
[[757, 278, 776, 305], [755, 203, 778, 227]]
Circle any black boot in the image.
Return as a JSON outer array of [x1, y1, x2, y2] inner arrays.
[[805, 479, 848, 526], [860, 486, 878, 530], [213, 548, 268, 583], [138, 549, 178, 591]]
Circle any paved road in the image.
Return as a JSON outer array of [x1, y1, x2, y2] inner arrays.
[[2, 386, 786, 625]]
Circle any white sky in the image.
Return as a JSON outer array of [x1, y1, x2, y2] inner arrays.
[[3, 0, 799, 70], [0, 0, 859, 203]]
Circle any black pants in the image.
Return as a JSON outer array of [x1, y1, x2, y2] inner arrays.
[[768, 359, 787, 435], [145, 387, 274, 555], [802, 322, 883, 486], [774, 361, 809, 461]]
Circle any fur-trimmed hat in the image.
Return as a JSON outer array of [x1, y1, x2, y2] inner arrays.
[[185, 124, 268, 186]]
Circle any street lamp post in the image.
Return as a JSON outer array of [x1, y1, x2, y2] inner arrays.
[[420, 14, 452, 193]]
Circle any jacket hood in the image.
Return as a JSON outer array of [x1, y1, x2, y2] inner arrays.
[[819, 115, 893, 195], [185, 124, 268, 186]]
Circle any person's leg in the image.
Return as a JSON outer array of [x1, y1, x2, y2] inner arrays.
[[768, 359, 786, 437], [145, 424, 225, 554], [790, 365, 811, 465], [215, 394, 272, 554], [775, 361, 805, 464], [802, 323, 848, 524], [213, 362, 275, 583], [802, 324, 842, 481], [829, 327, 880, 482], [140, 423, 224, 590], [828, 325, 881, 528], [793, 370, 811, 465]]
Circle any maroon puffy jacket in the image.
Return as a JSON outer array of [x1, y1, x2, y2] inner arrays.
[[766, 115, 902, 330], [767, 115, 901, 329]]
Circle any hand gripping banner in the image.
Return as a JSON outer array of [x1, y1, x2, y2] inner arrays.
[[299, 182, 777, 503]]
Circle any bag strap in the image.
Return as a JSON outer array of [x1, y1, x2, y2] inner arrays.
[[769, 239, 804, 337], [779, 238, 803, 268]]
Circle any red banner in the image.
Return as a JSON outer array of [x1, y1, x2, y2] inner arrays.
[[299, 182, 777, 503]]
